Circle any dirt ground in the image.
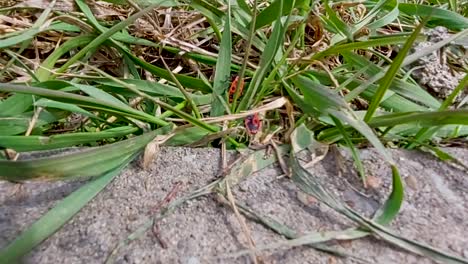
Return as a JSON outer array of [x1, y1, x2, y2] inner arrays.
[[1, 146, 468, 264]]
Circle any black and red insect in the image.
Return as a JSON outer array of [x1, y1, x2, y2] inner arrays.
[[228, 76, 245, 103], [245, 113, 262, 135]]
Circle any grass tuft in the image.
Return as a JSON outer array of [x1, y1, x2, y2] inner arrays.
[[0, 0, 467, 262]]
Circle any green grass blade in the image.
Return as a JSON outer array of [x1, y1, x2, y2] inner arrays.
[[351, 210, 468, 264], [191, 0, 224, 20], [352, 0, 392, 33], [0, 126, 138, 152], [0, 28, 41, 49], [55, 4, 160, 75], [67, 83, 130, 108], [368, 110, 468, 127], [290, 75, 394, 164], [229, 0, 259, 111], [77, 75, 218, 137], [291, 75, 348, 112], [253, 0, 304, 30], [408, 73, 468, 148], [225, 201, 367, 261], [404, 29, 468, 66], [119, 48, 212, 93], [0, 0, 56, 48], [312, 30, 467, 112], [94, 79, 212, 105], [220, 144, 290, 189], [367, 0, 399, 29], [34, 99, 101, 120], [190, 0, 223, 41], [448, 0, 457, 12], [2, 50, 39, 82], [163, 45, 252, 75], [35, 35, 96, 81], [0, 83, 169, 126], [398, 3, 468, 31], [341, 52, 440, 109], [0, 125, 172, 181], [210, 1, 232, 117], [322, 0, 353, 43], [309, 35, 414, 61], [75, 0, 161, 48], [0, 94, 34, 117], [290, 127, 463, 263], [79, 76, 222, 143], [102, 0, 177, 6], [164, 126, 211, 146], [308, 70, 432, 112], [364, 19, 425, 122], [0, 113, 58, 136], [331, 115, 366, 185], [372, 166, 404, 225], [238, 0, 286, 111]]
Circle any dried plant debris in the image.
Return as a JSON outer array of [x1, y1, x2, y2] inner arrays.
[[1, 0, 75, 11]]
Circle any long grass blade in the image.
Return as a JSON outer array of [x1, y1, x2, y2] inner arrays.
[[211, 1, 232, 116], [0, 125, 173, 181], [0, 126, 138, 152], [364, 19, 425, 121]]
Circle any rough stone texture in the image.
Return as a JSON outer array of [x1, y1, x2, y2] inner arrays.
[[409, 26, 465, 102], [1, 147, 468, 264]]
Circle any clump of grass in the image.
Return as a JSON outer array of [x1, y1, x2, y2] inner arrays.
[[0, 0, 467, 262]]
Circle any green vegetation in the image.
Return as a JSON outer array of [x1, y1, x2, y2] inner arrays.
[[0, 0, 467, 262]]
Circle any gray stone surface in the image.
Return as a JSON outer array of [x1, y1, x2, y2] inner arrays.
[[409, 26, 466, 102], [1, 147, 468, 264]]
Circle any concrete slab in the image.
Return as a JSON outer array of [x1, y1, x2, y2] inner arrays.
[[1, 147, 468, 263]]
